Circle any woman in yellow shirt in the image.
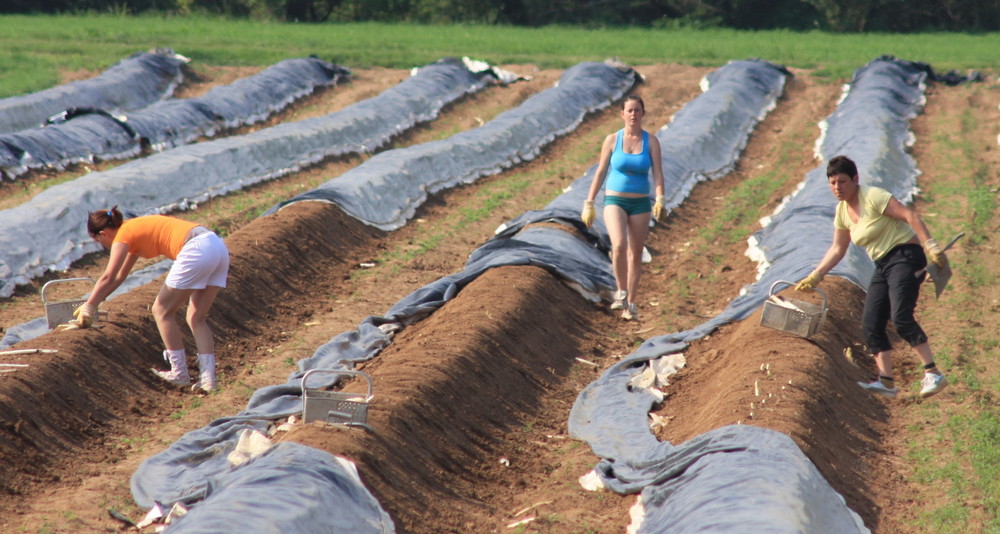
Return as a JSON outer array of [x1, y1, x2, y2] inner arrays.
[[70, 207, 229, 392], [796, 155, 948, 399]]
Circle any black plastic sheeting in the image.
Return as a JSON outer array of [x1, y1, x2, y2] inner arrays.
[[568, 56, 930, 533], [129, 60, 636, 533], [0, 108, 141, 178], [165, 443, 394, 533], [0, 57, 349, 179], [126, 56, 350, 152], [0, 49, 185, 135], [266, 60, 638, 231], [0, 57, 502, 299]]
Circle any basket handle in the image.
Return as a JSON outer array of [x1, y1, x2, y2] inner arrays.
[[768, 279, 827, 311], [301, 368, 374, 400], [40, 277, 95, 305]]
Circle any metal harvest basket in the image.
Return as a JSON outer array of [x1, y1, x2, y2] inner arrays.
[[759, 280, 827, 338], [301, 369, 374, 431], [41, 277, 106, 329]]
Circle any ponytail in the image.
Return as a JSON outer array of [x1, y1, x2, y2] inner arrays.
[[87, 205, 123, 236]]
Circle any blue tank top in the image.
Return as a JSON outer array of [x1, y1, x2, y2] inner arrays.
[[605, 130, 652, 195]]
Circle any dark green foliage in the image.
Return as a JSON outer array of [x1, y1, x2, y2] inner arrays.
[[0, 0, 996, 31]]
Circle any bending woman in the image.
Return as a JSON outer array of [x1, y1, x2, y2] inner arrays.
[[796, 155, 948, 399], [71, 207, 229, 392], [581, 95, 666, 320]]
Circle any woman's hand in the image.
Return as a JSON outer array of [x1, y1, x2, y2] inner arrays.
[[581, 200, 596, 227], [923, 239, 948, 268], [652, 195, 666, 222], [795, 270, 824, 292], [59, 302, 97, 330]]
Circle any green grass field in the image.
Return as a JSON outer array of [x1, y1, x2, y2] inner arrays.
[[0, 13, 997, 97]]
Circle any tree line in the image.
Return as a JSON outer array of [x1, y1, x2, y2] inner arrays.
[[4, 0, 998, 32]]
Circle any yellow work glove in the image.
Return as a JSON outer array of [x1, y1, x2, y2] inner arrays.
[[652, 195, 666, 223], [59, 302, 97, 331], [923, 239, 947, 269], [795, 271, 824, 292], [581, 200, 596, 228]]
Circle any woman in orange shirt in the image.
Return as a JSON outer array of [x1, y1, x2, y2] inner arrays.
[[71, 206, 229, 392]]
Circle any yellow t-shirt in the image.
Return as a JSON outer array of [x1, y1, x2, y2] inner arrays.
[[114, 215, 198, 260], [834, 186, 914, 261]]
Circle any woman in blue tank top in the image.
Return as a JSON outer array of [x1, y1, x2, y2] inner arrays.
[[581, 95, 666, 320]]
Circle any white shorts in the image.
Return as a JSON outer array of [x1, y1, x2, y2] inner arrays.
[[165, 231, 230, 290]]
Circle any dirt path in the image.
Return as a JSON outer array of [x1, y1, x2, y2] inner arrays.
[[0, 62, 993, 533]]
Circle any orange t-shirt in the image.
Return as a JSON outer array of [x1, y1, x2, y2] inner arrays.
[[113, 215, 198, 260]]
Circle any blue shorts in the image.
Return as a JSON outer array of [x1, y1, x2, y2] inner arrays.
[[604, 195, 651, 216]]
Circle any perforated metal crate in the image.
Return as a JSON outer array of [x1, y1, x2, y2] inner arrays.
[[300, 369, 374, 431], [759, 280, 827, 339], [41, 277, 106, 329]]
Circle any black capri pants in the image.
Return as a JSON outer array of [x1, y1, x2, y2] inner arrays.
[[863, 243, 929, 353]]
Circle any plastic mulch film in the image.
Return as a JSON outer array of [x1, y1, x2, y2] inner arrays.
[[0, 57, 504, 299], [568, 56, 930, 534], [0, 109, 141, 179], [0, 49, 186, 135], [157, 443, 395, 533], [0, 57, 349, 179], [125, 56, 350, 152], [265, 60, 637, 230], [128, 60, 636, 532]]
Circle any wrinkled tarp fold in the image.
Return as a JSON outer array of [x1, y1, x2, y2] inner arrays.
[[0, 57, 348, 179], [165, 442, 394, 533], [569, 56, 929, 533], [0, 49, 185, 135], [0, 57, 502, 298]]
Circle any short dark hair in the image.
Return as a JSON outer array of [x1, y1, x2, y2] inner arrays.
[[826, 155, 858, 178]]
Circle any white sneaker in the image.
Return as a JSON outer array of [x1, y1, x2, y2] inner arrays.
[[152, 368, 192, 386], [610, 290, 627, 310], [919, 373, 948, 398], [621, 302, 638, 321], [858, 379, 898, 399]]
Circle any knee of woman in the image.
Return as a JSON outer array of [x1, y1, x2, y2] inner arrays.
[[893, 319, 925, 344], [891, 312, 918, 331], [151, 301, 171, 321], [186, 309, 208, 327]]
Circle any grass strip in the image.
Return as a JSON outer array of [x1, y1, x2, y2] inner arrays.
[[1, 14, 998, 97]]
